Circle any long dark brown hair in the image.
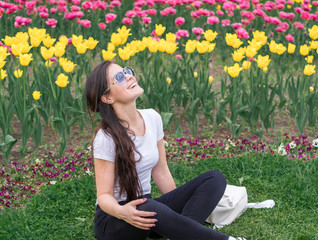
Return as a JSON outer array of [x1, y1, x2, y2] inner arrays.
[[85, 60, 142, 202]]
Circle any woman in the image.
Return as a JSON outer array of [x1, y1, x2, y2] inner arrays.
[[85, 60, 246, 240]]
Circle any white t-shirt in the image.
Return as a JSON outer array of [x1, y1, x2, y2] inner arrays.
[[93, 109, 164, 205]]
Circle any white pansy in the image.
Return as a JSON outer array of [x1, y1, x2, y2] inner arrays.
[[228, 139, 235, 146], [225, 144, 230, 151], [313, 138, 318, 147], [164, 140, 169, 147], [50, 181, 57, 185], [85, 169, 92, 175], [289, 141, 296, 149], [35, 158, 41, 163], [277, 143, 287, 156]]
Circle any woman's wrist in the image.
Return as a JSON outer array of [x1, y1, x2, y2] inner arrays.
[[113, 204, 124, 219]]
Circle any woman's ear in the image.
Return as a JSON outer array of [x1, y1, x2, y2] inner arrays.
[[101, 95, 114, 105]]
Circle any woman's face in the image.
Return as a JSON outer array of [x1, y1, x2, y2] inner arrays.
[[106, 63, 144, 104]]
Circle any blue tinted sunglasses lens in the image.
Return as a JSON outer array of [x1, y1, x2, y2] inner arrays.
[[114, 72, 126, 84], [124, 67, 135, 76]]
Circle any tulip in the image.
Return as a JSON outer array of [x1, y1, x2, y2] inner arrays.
[[285, 34, 294, 42], [54, 43, 66, 57], [14, 69, 23, 78], [43, 36, 56, 48], [117, 26, 132, 45], [165, 42, 178, 54], [62, 60, 76, 73], [308, 25, 318, 39], [310, 41, 318, 50], [232, 50, 245, 62], [11, 43, 24, 56], [105, 13, 117, 23], [192, 28, 203, 36], [0, 69, 7, 80], [196, 41, 209, 54], [175, 17, 185, 26], [245, 46, 257, 58], [72, 34, 83, 47], [208, 76, 214, 83], [158, 39, 166, 53], [118, 47, 135, 60], [165, 33, 177, 43], [203, 30, 218, 42], [2, 36, 13, 46], [147, 39, 159, 53], [207, 16, 219, 25], [59, 36, 69, 46], [304, 64, 316, 76], [155, 24, 166, 36], [299, 44, 311, 56], [75, 43, 88, 54], [288, 43, 296, 54], [227, 63, 243, 78], [41, 46, 54, 60], [85, 37, 99, 50], [18, 53, 33, 66], [32, 91, 41, 100], [166, 77, 171, 84], [55, 73, 69, 87], [0, 60, 6, 69], [194, 72, 198, 78], [45, 18, 58, 28], [0, 46, 10, 61], [98, 23, 106, 30], [102, 50, 116, 61], [111, 33, 122, 46], [185, 40, 196, 54], [256, 55, 271, 69], [242, 60, 251, 70], [122, 17, 133, 26], [309, 86, 314, 92]]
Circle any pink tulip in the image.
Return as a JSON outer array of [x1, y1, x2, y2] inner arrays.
[[300, 11, 310, 20], [175, 54, 182, 59], [241, 19, 250, 25], [122, 17, 133, 26], [287, 0, 294, 4], [191, 11, 199, 19], [285, 34, 294, 42], [105, 13, 117, 23], [241, 11, 255, 20], [236, 28, 249, 39], [50, 8, 57, 14], [25, 1, 36, 10], [167, 0, 176, 7], [271, 17, 281, 25], [111, 1, 121, 7], [253, 9, 266, 18], [294, 22, 304, 29], [193, 1, 203, 8], [252, 0, 260, 4], [126, 10, 137, 18], [231, 22, 242, 29], [294, 7, 302, 13], [186, 5, 191, 10], [223, 2, 236, 11], [276, 4, 284, 10], [98, 22, 106, 29], [38, 6, 48, 13], [216, 10, 224, 16], [71, 6, 81, 12], [82, 1, 92, 10], [49, 57, 57, 62], [81, 19, 91, 28], [207, 16, 219, 25], [303, 0, 310, 4], [287, 13, 295, 21], [72, 0, 81, 5], [275, 27, 285, 33], [175, 17, 185, 26], [240, 1, 250, 9], [137, 10, 147, 17], [175, 29, 189, 39], [202, 0, 215, 4], [313, 1, 318, 6], [147, 0, 155, 7], [46, 18, 58, 28], [160, 9, 169, 16], [264, 1, 276, 11], [58, 0, 67, 6], [280, 22, 289, 30], [74, 11, 84, 18], [175, 0, 183, 6], [57, 5, 67, 12], [40, 12, 49, 19], [135, 1, 147, 7], [221, 19, 230, 26], [192, 27, 203, 35], [196, 9, 209, 16], [310, 14, 318, 21], [147, 9, 157, 15], [142, 16, 151, 25], [279, 11, 289, 19]]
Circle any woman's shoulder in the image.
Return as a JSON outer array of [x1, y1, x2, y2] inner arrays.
[[138, 108, 160, 118], [94, 128, 114, 145]]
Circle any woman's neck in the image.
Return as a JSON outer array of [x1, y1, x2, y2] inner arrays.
[[112, 101, 140, 128]]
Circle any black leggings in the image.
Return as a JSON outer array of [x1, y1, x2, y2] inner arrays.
[[94, 170, 229, 240]]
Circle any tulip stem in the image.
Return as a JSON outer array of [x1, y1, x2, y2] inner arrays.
[[46, 66, 56, 100]]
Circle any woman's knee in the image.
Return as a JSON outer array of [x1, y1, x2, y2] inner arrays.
[[205, 170, 227, 188]]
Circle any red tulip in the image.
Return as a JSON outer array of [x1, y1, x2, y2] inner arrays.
[[98, 22, 106, 29]]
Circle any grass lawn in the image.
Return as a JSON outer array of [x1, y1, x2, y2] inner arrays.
[[0, 149, 317, 240]]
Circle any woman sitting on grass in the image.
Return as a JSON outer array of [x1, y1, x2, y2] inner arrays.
[[85, 60, 246, 240]]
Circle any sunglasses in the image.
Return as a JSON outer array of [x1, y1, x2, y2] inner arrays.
[[103, 66, 136, 94]]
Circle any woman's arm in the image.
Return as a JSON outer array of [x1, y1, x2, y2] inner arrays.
[[151, 139, 176, 194], [94, 158, 157, 230]]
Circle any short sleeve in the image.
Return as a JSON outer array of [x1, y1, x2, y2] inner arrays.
[[152, 109, 164, 141], [93, 129, 116, 162]]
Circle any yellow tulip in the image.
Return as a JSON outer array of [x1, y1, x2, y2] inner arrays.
[[28, 27, 46, 40], [203, 30, 218, 42], [299, 44, 311, 56], [118, 47, 134, 61], [304, 64, 316, 76], [232, 38, 243, 49], [256, 55, 271, 69], [62, 60, 76, 73], [32, 91, 41, 100], [158, 39, 166, 52], [84, 37, 99, 50], [165, 42, 178, 54], [305, 55, 314, 64], [242, 60, 251, 70], [308, 25, 318, 40], [268, 40, 278, 53], [2, 36, 14, 46], [252, 30, 267, 46], [288, 43, 296, 54], [208, 76, 213, 83], [107, 42, 116, 52], [194, 72, 198, 78], [262, 67, 268, 72], [248, 39, 263, 50], [54, 42, 66, 58], [147, 39, 159, 53], [110, 33, 122, 47], [45, 60, 54, 67], [166, 77, 171, 84], [227, 63, 243, 78], [55, 73, 69, 87], [11, 43, 24, 56], [14, 69, 23, 78], [245, 46, 257, 58], [185, 40, 196, 54], [225, 33, 238, 47], [76, 43, 88, 54], [43, 35, 56, 48], [155, 24, 166, 36], [102, 49, 116, 61], [72, 34, 83, 47], [232, 50, 245, 62], [15, 32, 29, 43], [0, 60, 6, 69], [117, 26, 132, 45], [41, 46, 54, 60], [309, 86, 314, 92], [165, 33, 177, 43], [196, 41, 209, 54], [0, 46, 10, 61], [276, 43, 286, 55], [310, 41, 318, 50], [18, 53, 33, 66], [207, 43, 216, 52], [224, 66, 228, 72], [0, 69, 7, 80], [59, 35, 69, 46]]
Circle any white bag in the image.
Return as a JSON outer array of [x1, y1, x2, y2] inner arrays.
[[206, 184, 248, 228]]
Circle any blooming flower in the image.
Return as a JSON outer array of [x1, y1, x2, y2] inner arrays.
[[227, 63, 243, 78], [155, 24, 166, 36], [166, 77, 171, 84], [0, 69, 7, 80], [14, 69, 23, 78], [55, 73, 69, 88], [313, 138, 318, 147], [304, 64, 316, 76], [32, 91, 41, 100]]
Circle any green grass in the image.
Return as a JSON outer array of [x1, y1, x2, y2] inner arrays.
[[0, 153, 317, 240]]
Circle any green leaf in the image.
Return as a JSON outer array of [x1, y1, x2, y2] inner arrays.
[[160, 112, 173, 129]]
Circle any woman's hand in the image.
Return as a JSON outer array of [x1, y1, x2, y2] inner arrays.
[[117, 198, 157, 230]]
